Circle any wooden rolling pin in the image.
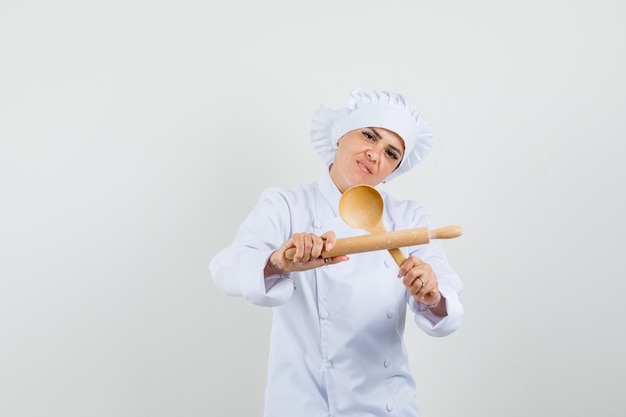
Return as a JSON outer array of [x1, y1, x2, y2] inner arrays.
[[284, 225, 462, 260]]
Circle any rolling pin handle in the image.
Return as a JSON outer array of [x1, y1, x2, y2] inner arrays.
[[428, 225, 463, 239]]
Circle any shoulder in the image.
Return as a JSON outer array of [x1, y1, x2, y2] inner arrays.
[[257, 180, 318, 206], [380, 191, 432, 228]]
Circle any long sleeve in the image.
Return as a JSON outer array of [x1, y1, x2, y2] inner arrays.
[[209, 188, 296, 307], [387, 196, 464, 337], [408, 247, 463, 337], [407, 238, 464, 337]]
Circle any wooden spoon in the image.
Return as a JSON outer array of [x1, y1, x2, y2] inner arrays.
[[284, 184, 462, 261]]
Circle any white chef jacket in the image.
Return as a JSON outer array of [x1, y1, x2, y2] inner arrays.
[[210, 168, 463, 417]]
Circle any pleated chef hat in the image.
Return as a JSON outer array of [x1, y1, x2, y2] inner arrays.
[[310, 88, 433, 182]]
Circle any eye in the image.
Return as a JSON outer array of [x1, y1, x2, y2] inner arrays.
[[386, 149, 400, 160], [361, 130, 376, 141]]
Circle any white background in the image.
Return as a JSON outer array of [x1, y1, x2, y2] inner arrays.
[[1, 1, 625, 416]]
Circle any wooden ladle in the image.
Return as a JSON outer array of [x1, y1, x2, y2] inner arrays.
[[284, 184, 462, 261]]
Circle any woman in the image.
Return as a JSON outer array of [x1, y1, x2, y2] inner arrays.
[[210, 88, 463, 416]]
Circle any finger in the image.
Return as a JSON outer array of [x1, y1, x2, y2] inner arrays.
[[409, 270, 438, 298], [310, 234, 325, 259], [291, 233, 310, 262], [402, 265, 427, 287], [404, 274, 418, 288], [402, 272, 417, 287], [397, 257, 413, 277], [398, 256, 423, 277], [414, 277, 439, 303], [327, 255, 349, 265], [289, 234, 302, 262], [412, 278, 428, 297], [320, 230, 336, 251], [420, 289, 441, 306], [312, 253, 349, 270], [283, 236, 299, 262], [301, 233, 317, 262]]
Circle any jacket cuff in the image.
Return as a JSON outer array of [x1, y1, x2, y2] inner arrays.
[[238, 251, 295, 307], [410, 284, 463, 337]]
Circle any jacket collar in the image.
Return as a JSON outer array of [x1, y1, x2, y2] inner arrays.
[[318, 164, 342, 217]]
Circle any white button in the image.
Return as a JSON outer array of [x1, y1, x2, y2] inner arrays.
[[384, 259, 392, 267], [320, 310, 329, 319], [386, 403, 394, 412], [313, 220, 322, 228], [323, 360, 333, 368], [384, 360, 391, 368], [386, 309, 394, 319]]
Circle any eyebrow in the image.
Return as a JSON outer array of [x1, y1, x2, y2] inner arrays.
[[369, 127, 404, 157]]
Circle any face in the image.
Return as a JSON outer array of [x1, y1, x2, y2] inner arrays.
[[329, 127, 405, 193]]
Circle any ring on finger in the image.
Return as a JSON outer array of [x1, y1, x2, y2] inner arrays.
[[417, 277, 426, 287]]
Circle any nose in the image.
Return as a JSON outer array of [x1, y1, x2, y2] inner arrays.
[[367, 146, 381, 162]]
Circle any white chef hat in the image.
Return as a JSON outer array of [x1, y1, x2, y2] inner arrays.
[[310, 87, 433, 182]]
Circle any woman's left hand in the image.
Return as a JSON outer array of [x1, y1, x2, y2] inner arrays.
[[398, 256, 446, 316]]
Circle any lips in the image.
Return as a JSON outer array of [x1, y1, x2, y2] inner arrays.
[[357, 160, 372, 174]]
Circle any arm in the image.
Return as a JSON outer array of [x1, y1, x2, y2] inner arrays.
[[399, 256, 447, 317], [406, 238, 464, 337], [209, 188, 348, 307], [393, 199, 464, 337], [209, 188, 296, 306]]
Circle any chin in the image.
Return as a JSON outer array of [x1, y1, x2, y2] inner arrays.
[[350, 177, 375, 187]]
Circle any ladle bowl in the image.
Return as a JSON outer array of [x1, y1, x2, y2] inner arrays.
[[339, 184, 406, 266], [339, 184, 386, 232]]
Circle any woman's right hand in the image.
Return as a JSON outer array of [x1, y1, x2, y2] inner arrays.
[[266, 230, 349, 274]]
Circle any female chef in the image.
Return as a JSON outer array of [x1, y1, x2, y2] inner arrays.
[[209, 88, 463, 417]]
